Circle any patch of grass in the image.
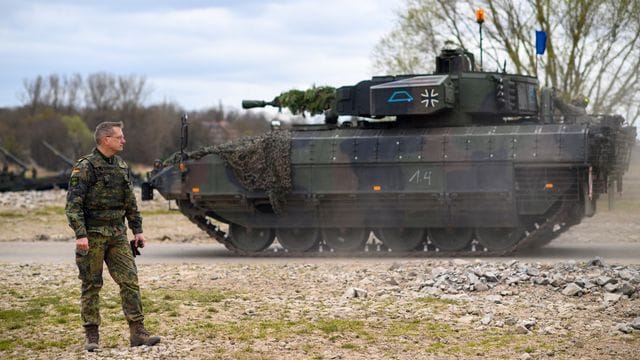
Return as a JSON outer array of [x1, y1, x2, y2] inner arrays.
[[417, 321, 455, 339], [0, 339, 15, 351], [102, 294, 121, 310], [154, 288, 230, 304], [464, 333, 517, 351], [18, 337, 76, 350], [341, 342, 359, 350], [0, 308, 45, 330], [425, 330, 556, 357], [301, 343, 316, 354], [0, 284, 82, 356], [4, 288, 22, 298], [30, 295, 65, 307], [140, 208, 175, 216], [316, 319, 364, 334], [0, 210, 23, 218], [180, 317, 370, 343], [425, 341, 447, 353], [142, 288, 233, 316], [385, 319, 421, 337], [32, 206, 66, 216], [185, 321, 255, 341], [101, 333, 122, 349], [0, 289, 77, 350], [0, 206, 66, 218], [54, 302, 77, 316]]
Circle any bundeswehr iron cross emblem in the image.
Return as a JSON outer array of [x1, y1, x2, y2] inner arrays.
[[420, 88, 439, 108]]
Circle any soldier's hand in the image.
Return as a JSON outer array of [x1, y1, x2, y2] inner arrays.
[[134, 233, 146, 248], [76, 237, 89, 251]]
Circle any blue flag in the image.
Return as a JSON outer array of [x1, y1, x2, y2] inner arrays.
[[536, 30, 547, 55]]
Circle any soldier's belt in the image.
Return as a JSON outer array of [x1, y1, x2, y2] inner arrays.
[[85, 218, 125, 227]]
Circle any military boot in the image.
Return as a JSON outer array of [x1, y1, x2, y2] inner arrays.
[[129, 321, 161, 347], [84, 325, 99, 352]]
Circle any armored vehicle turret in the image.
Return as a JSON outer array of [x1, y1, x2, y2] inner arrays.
[[143, 45, 636, 255]]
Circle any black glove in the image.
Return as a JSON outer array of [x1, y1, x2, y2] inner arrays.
[[130, 240, 141, 257]]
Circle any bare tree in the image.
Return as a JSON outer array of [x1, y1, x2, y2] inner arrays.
[[46, 74, 62, 110], [373, 0, 640, 124], [116, 75, 149, 109], [19, 75, 44, 115], [85, 72, 119, 111], [64, 73, 83, 112], [84, 73, 150, 110], [19, 74, 85, 113]]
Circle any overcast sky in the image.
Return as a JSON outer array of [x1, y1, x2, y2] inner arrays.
[[0, 0, 399, 111]]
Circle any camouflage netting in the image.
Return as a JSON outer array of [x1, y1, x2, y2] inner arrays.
[[165, 130, 292, 214], [276, 86, 335, 116]]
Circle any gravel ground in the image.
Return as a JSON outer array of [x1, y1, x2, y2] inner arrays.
[[0, 259, 639, 359]]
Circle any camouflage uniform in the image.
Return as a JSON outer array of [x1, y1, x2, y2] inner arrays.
[[553, 97, 589, 124], [65, 148, 144, 327]]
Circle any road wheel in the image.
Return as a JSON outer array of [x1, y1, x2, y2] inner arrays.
[[476, 227, 524, 251], [229, 224, 275, 252], [322, 228, 368, 252], [276, 228, 320, 252], [376, 228, 425, 252], [428, 228, 473, 251]]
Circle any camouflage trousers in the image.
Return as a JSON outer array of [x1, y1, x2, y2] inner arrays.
[[75, 225, 144, 327]]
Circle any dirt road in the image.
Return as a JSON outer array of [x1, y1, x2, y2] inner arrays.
[[2, 240, 640, 265]]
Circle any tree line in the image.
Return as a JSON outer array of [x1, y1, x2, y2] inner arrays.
[[0, 72, 270, 173]]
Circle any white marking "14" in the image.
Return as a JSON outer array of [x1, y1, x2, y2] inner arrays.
[[409, 169, 432, 186]]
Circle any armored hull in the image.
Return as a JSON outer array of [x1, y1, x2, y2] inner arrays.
[[147, 120, 634, 254]]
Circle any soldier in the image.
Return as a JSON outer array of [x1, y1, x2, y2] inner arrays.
[[553, 94, 590, 124], [65, 121, 160, 352]]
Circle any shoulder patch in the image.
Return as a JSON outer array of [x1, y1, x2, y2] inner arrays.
[[70, 159, 93, 186]]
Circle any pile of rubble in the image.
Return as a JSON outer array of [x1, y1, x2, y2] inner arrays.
[[415, 258, 638, 300], [345, 258, 640, 335]]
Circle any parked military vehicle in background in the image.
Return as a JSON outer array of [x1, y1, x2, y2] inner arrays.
[[143, 42, 636, 255], [0, 142, 71, 192]]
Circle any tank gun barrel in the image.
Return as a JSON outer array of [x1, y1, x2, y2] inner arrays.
[[42, 140, 75, 167], [243, 87, 336, 118], [241, 99, 280, 109], [0, 143, 29, 171]]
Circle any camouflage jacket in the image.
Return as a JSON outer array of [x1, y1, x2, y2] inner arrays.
[[65, 148, 142, 239]]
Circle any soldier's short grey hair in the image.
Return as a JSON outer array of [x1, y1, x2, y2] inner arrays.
[[94, 121, 124, 145]]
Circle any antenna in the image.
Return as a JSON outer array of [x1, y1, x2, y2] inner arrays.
[[179, 113, 189, 175], [180, 113, 189, 160], [476, 8, 485, 71]]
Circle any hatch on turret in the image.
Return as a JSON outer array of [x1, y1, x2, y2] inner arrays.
[[370, 75, 455, 117]]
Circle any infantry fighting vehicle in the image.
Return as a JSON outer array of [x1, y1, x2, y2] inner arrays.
[[142, 46, 636, 255]]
